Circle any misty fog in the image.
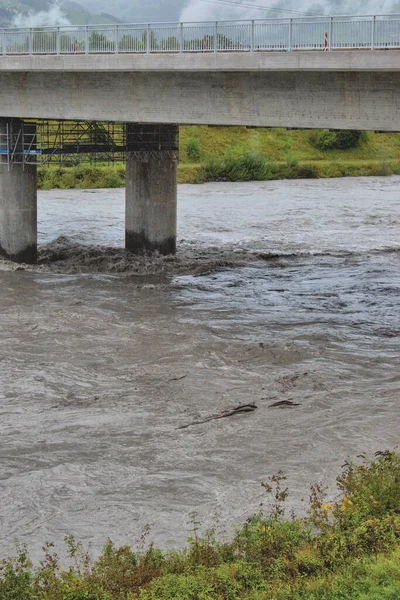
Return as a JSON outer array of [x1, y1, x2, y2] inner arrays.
[[180, 0, 400, 22], [8, 0, 400, 28], [78, 0, 400, 24]]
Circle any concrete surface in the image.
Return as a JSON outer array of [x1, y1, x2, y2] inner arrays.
[[1, 51, 400, 72], [125, 124, 178, 255], [0, 70, 399, 129], [0, 120, 37, 263]]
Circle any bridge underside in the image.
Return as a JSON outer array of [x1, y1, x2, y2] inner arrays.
[[0, 70, 399, 131]]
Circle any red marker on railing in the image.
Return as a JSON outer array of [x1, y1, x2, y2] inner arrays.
[[324, 32, 329, 51], [203, 35, 207, 52]]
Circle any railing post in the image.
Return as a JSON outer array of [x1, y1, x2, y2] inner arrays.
[[146, 24, 150, 54], [214, 21, 218, 53], [56, 27, 60, 55], [328, 16, 333, 50], [1, 30, 5, 56], [179, 22, 183, 53], [371, 15, 376, 50], [115, 25, 119, 54], [28, 28, 33, 55], [288, 18, 292, 51], [85, 26, 89, 54], [250, 19, 254, 51]]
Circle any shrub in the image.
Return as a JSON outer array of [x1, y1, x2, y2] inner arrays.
[[285, 158, 299, 179], [336, 451, 400, 521], [101, 170, 124, 188], [185, 137, 201, 162], [200, 151, 274, 182], [308, 451, 400, 568], [377, 162, 393, 176], [297, 164, 319, 179], [284, 159, 318, 180], [314, 129, 367, 151], [59, 172, 78, 189]]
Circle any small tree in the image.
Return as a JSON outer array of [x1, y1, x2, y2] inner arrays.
[[313, 129, 366, 151]]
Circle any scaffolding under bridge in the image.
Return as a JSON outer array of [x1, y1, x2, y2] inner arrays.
[[0, 120, 179, 167]]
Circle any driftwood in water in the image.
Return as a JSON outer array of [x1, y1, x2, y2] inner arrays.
[[268, 400, 301, 408], [167, 374, 188, 383], [178, 403, 258, 430]]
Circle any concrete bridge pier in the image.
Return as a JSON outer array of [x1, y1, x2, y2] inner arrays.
[[125, 123, 178, 255], [0, 119, 37, 264]]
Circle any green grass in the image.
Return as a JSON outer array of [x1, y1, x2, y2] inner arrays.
[[36, 127, 400, 189], [1, 451, 400, 599]]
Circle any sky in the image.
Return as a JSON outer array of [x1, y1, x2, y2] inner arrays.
[[11, 0, 400, 28], [180, 0, 400, 21]]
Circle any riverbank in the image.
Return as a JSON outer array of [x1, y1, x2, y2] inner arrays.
[[1, 451, 399, 599], [37, 126, 400, 188]]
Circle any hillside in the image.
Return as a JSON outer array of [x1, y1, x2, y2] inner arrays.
[[0, 0, 120, 27], [75, 0, 184, 24], [179, 126, 400, 164]]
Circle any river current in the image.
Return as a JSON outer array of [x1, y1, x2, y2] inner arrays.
[[0, 177, 399, 560]]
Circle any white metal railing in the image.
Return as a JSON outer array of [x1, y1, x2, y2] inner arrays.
[[0, 15, 400, 56]]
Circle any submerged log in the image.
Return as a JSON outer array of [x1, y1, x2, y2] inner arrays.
[[268, 400, 301, 408], [178, 403, 258, 430]]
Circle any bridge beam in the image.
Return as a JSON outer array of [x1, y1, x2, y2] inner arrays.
[[125, 123, 178, 255], [0, 119, 37, 264]]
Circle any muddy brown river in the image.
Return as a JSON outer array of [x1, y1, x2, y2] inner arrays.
[[0, 177, 399, 561]]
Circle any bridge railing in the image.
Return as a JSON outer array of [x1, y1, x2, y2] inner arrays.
[[1, 15, 400, 55]]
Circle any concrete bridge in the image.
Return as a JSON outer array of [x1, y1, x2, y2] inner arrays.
[[0, 15, 400, 263]]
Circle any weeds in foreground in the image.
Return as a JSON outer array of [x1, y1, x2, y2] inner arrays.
[[1, 451, 400, 599]]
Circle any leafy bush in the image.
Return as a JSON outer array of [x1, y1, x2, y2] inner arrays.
[[283, 159, 318, 180], [101, 170, 124, 188], [297, 164, 319, 179], [185, 137, 201, 162], [285, 157, 300, 179], [200, 151, 275, 182], [314, 129, 367, 151], [377, 162, 393, 176]]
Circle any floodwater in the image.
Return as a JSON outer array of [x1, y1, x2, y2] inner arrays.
[[0, 177, 399, 561]]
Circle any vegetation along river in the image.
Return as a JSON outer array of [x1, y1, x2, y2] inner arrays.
[[0, 176, 399, 561]]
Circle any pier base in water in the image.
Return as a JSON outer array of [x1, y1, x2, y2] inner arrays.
[[0, 119, 37, 264], [125, 124, 178, 255]]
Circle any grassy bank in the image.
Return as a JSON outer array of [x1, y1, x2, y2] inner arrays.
[[37, 127, 400, 189], [1, 451, 400, 599]]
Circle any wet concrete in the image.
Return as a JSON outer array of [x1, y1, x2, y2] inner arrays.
[[0, 177, 399, 561]]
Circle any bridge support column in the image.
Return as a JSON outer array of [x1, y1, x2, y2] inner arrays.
[[0, 119, 37, 264], [125, 123, 178, 255]]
